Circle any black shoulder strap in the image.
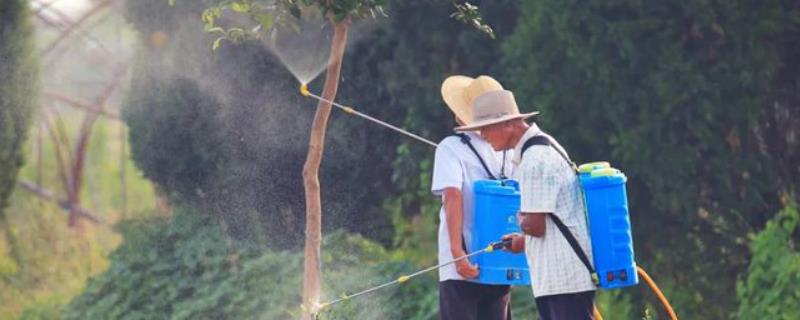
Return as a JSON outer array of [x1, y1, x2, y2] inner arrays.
[[520, 135, 598, 285], [520, 135, 550, 155], [454, 133, 493, 255], [549, 214, 599, 285], [455, 133, 497, 180], [520, 135, 578, 173]]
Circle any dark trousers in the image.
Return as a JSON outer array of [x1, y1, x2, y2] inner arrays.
[[439, 280, 512, 320], [535, 290, 596, 320]]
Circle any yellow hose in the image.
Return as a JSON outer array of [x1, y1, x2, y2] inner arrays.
[[593, 304, 604, 320], [638, 266, 678, 320], [591, 267, 676, 320]]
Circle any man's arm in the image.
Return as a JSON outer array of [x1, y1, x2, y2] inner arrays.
[[519, 212, 548, 238], [443, 187, 479, 279]]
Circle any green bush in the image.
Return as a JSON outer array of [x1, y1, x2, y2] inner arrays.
[[737, 202, 800, 319], [64, 209, 442, 319], [0, 0, 37, 216], [124, 68, 228, 204], [64, 209, 303, 319]]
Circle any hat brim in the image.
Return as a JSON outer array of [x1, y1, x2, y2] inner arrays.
[[441, 75, 475, 123], [454, 111, 539, 131]]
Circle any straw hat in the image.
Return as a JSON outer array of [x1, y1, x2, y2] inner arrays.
[[441, 75, 538, 131], [441, 75, 505, 124]]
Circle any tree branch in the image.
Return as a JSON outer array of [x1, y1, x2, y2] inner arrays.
[[40, 108, 73, 191], [17, 179, 105, 225], [40, 0, 116, 56], [44, 91, 121, 120]]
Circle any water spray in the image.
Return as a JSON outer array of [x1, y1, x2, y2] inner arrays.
[[306, 239, 512, 318], [299, 84, 439, 148]]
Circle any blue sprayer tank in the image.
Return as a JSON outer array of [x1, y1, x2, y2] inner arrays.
[[578, 162, 638, 289], [470, 180, 531, 286]]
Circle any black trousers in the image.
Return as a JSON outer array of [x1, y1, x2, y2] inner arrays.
[[439, 280, 512, 320], [535, 290, 596, 320]]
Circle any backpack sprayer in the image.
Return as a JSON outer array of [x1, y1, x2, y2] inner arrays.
[[299, 84, 678, 320]]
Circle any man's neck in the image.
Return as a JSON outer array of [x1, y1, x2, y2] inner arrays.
[[507, 122, 530, 149]]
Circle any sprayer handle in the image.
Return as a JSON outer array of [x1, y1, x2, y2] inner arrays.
[[491, 238, 513, 250]]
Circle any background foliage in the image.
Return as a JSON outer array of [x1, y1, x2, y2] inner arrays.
[[502, 1, 800, 317], [64, 209, 441, 320], [1, 117, 158, 317]]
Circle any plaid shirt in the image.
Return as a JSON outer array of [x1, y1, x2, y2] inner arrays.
[[513, 123, 597, 298]]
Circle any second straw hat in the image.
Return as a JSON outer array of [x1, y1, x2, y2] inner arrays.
[[441, 75, 505, 124]]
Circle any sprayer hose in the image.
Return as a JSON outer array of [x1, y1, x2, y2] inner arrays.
[[593, 304, 604, 320], [637, 266, 678, 320], [591, 267, 676, 320]]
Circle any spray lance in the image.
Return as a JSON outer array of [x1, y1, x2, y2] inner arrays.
[[305, 238, 513, 317], [300, 84, 438, 148]]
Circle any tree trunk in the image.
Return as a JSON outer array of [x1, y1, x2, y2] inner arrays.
[[301, 17, 350, 318]]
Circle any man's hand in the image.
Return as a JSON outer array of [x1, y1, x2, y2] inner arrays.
[[501, 233, 526, 253], [453, 250, 479, 279]]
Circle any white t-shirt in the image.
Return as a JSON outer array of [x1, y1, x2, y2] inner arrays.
[[431, 131, 514, 282], [512, 123, 597, 297]]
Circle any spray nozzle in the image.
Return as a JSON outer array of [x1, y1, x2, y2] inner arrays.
[[300, 83, 310, 97], [306, 301, 330, 319]]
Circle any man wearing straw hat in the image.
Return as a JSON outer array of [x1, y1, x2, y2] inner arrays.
[[432, 75, 515, 320], [454, 85, 598, 320]]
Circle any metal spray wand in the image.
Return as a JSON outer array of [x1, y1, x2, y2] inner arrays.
[[307, 240, 511, 317], [300, 84, 438, 148]]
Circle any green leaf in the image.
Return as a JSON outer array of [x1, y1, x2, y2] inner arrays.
[[230, 2, 250, 13], [206, 27, 225, 35], [201, 8, 220, 28], [212, 37, 224, 51]]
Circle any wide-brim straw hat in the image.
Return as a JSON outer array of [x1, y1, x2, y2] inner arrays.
[[441, 75, 538, 131], [441, 75, 504, 124]]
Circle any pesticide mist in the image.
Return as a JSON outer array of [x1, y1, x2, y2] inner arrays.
[[256, 7, 378, 86], [262, 9, 331, 85]]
